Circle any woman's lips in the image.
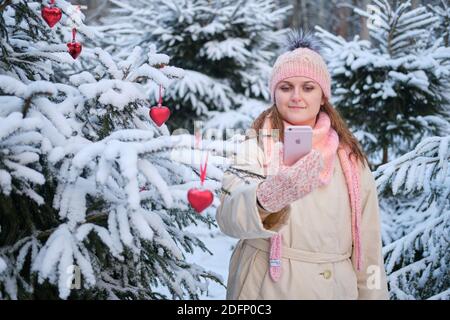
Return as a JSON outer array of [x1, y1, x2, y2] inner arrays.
[[289, 106, 306, 109]]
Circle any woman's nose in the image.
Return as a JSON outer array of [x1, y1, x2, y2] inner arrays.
[[291, 88, 303, 102]]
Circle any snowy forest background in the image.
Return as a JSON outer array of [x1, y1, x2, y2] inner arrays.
[[0, 0, 448, 300]]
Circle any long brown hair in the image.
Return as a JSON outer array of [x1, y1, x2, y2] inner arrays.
[[249, 101, 369, 168]]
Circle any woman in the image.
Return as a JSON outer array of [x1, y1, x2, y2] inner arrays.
[[216, 31, 389, 300]]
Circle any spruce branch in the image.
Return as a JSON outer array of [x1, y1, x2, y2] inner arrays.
[[0, 0, 12, 13]]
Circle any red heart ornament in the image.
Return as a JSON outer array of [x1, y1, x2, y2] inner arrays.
[[187, 188, 213, 213], [150, 106, 170, 127], [67, 42, 82, 59], [41, 6, 62, 28]]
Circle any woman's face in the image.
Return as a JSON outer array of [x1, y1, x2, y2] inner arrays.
[[274, 76, 325, 127]]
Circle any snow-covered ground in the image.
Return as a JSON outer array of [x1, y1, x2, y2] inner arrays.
[[185, 224, 239, 300]]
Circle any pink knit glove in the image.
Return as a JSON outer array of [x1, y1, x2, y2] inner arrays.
[[256, 142, 324, 213]]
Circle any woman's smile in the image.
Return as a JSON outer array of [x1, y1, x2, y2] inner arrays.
[[288, 106, 307, 109]]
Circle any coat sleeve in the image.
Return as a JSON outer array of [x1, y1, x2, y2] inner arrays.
[[216, 138, 291, 239], [354, 163, 390, 300]]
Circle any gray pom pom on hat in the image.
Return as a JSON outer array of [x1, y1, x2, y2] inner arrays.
[[285, 29, 323, 54]]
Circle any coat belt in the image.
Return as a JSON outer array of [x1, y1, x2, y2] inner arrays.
[[245, 238, 351, 263]]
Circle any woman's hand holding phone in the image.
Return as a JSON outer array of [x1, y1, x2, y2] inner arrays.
[[256, 142, 324, 213]]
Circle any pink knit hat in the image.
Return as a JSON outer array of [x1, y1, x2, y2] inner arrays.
[[269, 31, 331, 103]]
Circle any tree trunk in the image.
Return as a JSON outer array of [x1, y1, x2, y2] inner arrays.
[[382, 144, 389, 164], [359, 0, 370, 40], [410, 0, 420, 9], [83, 0, 110, 23], [291, 0, 301, 29], [300, 0, 308, 30], [317, 0, 326, 29], [336, 4, 350, 38]]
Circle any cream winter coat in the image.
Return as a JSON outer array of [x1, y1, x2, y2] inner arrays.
[[216, 136, 389, 300]]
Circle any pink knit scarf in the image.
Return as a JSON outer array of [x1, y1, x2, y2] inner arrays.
[[260, 111, 362, 281]]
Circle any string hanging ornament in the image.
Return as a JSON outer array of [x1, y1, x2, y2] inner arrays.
[[187, 132, 214, 213], [67, 27, 82, 59], [149, 84, 171, 127]]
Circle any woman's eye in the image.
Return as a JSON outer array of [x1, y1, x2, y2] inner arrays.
[[280, 87, 291, 91], [304, 86, 314, 91]]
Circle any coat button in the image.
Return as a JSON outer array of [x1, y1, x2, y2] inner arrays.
[[321, 270, 332, 279]]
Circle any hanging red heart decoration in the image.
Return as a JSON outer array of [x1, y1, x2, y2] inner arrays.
[[149, 106, 170, 127], [188, 149, 213, 214], [67, 28, 82, 59], [42, 1, 61, 28], [188, 188, 214, 213], [149, 85, 170, 127], [42, 7, 62, 28], [67, 42, 82, 59]]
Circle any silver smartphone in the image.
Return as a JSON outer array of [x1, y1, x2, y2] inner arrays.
[[283, 126, 313, 166]]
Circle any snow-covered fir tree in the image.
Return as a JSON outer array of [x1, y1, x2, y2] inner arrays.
[[374, 135, 450, 300], [429, 0, 450, 47], [203, 98, 269, 133], [100, 0, 291, 129], [316, 0, 450, 167], [0, 0, 230, 299], [0, 0, 98, 82]]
